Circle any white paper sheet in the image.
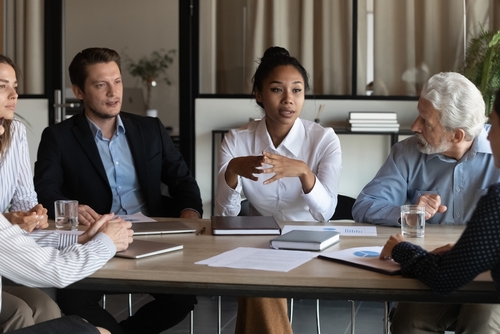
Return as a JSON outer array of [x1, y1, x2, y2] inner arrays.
[[117, 212, 157, 223], [195, 247, 317, 272], [282, 225, 377, 236]]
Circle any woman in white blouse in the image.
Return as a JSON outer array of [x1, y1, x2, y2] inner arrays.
[[0, 55, 76, 332], [216, 47, 341, 333]]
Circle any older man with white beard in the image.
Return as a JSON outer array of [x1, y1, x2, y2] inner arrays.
[[352, 71, 500, 333]]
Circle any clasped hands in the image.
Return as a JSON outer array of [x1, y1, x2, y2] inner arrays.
[[4, 204, 48, 232], [226, 151, 310, 185], [78, 213, 133, 252]]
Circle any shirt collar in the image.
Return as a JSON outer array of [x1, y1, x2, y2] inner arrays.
[[254, 117, 304, 157], [86, 114, 126, 139]]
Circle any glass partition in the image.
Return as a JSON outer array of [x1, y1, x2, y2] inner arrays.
[[200, 0, 499, 97]]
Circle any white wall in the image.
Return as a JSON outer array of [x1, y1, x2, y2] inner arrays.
[[196, 98, 418, 218], [64, 0, 179, 131], [15, 98, 49, 172]]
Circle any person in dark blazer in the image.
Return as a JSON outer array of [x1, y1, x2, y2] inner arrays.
[[34, 47, 201, 334], [34, 110, 202, 221]]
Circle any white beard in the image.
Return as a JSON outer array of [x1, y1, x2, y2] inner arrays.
[[415, 133, 452, 155]]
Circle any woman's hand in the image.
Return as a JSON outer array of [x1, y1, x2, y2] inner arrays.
[[4, 204, 49, 232], [261, 152, 315, 193], [225, 155, 265, 189], [430, 243, 454, 255], [379, 234, 406, 260]]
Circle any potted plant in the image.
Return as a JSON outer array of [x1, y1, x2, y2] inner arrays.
[[459, 29, 500, 116], [124, 49, 176, 114]]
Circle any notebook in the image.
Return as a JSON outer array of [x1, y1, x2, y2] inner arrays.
[[270, 230, 340, 251], [115, 239, 183, 259], [318, 246, 401, 275], [131, 221, 196, 235], [211, 216, 281, 235]]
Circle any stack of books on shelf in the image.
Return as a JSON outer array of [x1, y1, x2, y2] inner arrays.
[[348, 112, 400, 132]]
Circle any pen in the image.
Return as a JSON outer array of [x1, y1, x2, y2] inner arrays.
[[197, 227, 206, 235]]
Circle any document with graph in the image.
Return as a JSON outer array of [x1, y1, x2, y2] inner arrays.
[[318, 246, 401, 275]]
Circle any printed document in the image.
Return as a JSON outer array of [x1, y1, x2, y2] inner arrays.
[[195, 247, 317, 272]]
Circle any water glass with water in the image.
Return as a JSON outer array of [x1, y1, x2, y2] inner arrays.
[[54, 200, 79, 230], [400, 204, 425, 238]]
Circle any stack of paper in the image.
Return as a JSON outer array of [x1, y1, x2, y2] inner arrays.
[[348, 112, 400, 132]]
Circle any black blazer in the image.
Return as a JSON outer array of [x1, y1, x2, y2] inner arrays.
[[34, 112, 203, 218]]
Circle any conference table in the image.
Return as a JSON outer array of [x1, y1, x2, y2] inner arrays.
[[68, 218, 496, 305]]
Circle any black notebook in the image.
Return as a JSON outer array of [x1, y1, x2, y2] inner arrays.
[[318, 246, 401, 275], [270, 230, 340, 251], [211, 216, 281, 235]]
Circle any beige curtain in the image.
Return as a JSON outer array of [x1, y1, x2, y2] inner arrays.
[[215, 0, 356, 95], [5, 0, 44, 94], [373, 0, 495, 96]]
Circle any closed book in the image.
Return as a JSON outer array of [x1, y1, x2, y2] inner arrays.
[[270, 230, 340, 251], [211, 216, 281, 235], [349, 126, 400, 132], [349, 112, 397, 120], [348, 119, 399, 124]]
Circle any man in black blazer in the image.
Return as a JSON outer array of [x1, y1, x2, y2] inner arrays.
[[34, 48, 201, 334]]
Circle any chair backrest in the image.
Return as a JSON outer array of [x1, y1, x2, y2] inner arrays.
[[330, 195, 356, 220], [238, 199, 250, 216]]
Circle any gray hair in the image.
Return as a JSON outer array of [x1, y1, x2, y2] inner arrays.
[[420, 72, 486, 141]]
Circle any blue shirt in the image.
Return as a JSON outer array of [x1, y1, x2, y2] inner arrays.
[[352, 126, 500, 226], [86, 115, 145, 215]]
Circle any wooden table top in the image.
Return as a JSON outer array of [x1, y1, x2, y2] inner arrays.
[[67, 219, 496, 303]]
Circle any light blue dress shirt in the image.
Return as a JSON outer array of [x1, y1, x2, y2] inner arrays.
[[86, 115, 145, 215], [352, 125, 500, 226]]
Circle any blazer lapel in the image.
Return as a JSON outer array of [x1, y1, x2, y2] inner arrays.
[[71, 113, 109, 184]]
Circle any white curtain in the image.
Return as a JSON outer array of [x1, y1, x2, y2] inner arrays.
[[214, 0, 356, 95], [372, 0, 495, 96], [5, 0, 44, 94], [201, 0, 499, 95]]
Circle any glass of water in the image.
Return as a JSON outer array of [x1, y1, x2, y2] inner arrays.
[[400, 204, 426, 238], [54, 200, 79, 230]]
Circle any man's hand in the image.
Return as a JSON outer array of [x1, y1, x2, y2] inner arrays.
[[78, 205, 102, 226], [416, 194, 447, 220], [180, 209, 200, 219], [4, 204, 49, 232], [78, 213, 133, 252], [380, 234, 406, 260]]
